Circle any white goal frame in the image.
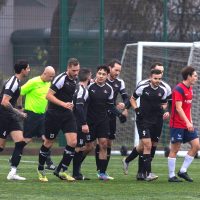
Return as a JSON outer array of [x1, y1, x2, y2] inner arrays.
[[121, 41, 193, 146]]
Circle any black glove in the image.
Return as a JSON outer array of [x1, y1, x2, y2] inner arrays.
[[135, 108, 142, 118], [118, 113, 127, 123]]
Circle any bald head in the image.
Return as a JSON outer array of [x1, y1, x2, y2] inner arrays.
[[41, 66, 55, 82]]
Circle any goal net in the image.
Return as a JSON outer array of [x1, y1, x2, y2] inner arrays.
[[114, 41, 197, 151]]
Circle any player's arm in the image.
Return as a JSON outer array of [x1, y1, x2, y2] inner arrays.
[[1, 95, 26, 118], [107, 87, 127, 122], [118, 80, 129, 110], [129, 85, 142, 116], [76, 103, 89, 133], [16, 96, 23, 110], [176, 101, 193, 131], [20, 79, 34, 96], [46, 89, 73, 110], [75, 87, 89, 133]]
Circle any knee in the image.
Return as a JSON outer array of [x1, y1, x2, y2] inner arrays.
[[99, 142, 107, 150], [44, 139, 54, 148], [143, 142, 151, 152], [136, 145, 143, 153], [68, 138, 77, 147]]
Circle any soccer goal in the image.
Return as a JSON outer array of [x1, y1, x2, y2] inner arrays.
[[114, 41, 200, 153]]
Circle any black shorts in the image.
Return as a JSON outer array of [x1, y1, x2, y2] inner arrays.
[[136, 117, 163, 142], [23, 110, 45, 139], [108, 113, 116, 140], [0, 110, 23, 139], [87, 118, 110, 142], [44, 109, 77, 140]]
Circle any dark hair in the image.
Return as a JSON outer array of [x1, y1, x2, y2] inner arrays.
[[96, 65, 110, 74], [150, 69, 162, 75], [78, 68, 91, 82], [108, 59, 121, 68], [150, 62, 163, 70], [181, 66, 196, 80], [14, 60, 29, 74], [67, 58, 79, 67]]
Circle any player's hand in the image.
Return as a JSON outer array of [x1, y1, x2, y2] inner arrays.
[[82, 124, 89, 133], [135, 108, 142, 118], [117, 102, 125, 110], [122, 109, 128, 117], [163, 112, 169, 120], [62, 102, 74, 110], [186, 121, 194, 132], [18, 111, 27, 119], [118, 113, 127, 123]]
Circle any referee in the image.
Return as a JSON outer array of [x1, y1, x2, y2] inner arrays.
[[21, 66, 56, 170]]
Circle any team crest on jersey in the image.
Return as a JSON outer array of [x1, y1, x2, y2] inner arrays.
[[104, 90, 108, 93], [158, 93, 162, 96], [114, 84, 119, 87]]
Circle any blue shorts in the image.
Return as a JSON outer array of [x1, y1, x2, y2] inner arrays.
[[170, 128, 198, 144]]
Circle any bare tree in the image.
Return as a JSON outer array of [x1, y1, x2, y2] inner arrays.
[[50, 0, 78, 72]]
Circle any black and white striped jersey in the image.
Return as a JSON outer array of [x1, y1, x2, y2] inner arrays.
[[87, 82, 114, 122], [106, 77, 129, 105], [0, 75, 20, 107], [133, 81, 168, 122], [48, 72, 77, 111], [137, 78, 171, 100], [73, 84, 89, 126]]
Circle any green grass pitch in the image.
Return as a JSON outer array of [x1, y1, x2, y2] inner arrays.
[[0, 155, 200, 200]]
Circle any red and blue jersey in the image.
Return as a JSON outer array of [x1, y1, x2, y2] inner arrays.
[[170, 82, 193, 128]]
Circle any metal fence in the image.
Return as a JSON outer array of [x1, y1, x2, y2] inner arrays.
[[1, 0, 200, 149]]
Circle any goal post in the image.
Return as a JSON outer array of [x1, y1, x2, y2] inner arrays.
[[116, 41, 194, 151]]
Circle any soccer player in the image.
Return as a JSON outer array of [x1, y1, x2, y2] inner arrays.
[[84, 65, 126, 180], [126, 69, 168, 181], [37, 58, 80, 182], [21, 66, 56, 170], [122, 62, 171, 180], [95, 59, 129, 179], [72, 68, 91, 180], [0, 60, 30, 180], [168, 66, 199, 182]]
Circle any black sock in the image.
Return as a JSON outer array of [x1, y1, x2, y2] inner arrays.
[[151, 146, 157, 159], [95, 144, 100, 171], [105, 147, 111, 170], [81, 153, 86, 163], [56, 145, 75, 172], [38, 145, 50, 170], [73, 151, 83, 176], [0, 147, 3, 152], [46, 150, 54, 165], [143, 154, 152, 175], [99, 159, 107, 174], [11, 141, 26, 168], [125, 147, 139, 163], [138, 154, 144, 173]]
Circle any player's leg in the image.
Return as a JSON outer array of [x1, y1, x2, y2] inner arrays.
[[168, 128, 182, 182], [73, 131, 90, 180], [0, 137, 6, 152], [95, 115, 115, 173], [123, 118, 143, 175], [54, 132, 76, 181], [98, 137, 109, 180], [8, 130, 26, 181], [178, 129, 199, 182]]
